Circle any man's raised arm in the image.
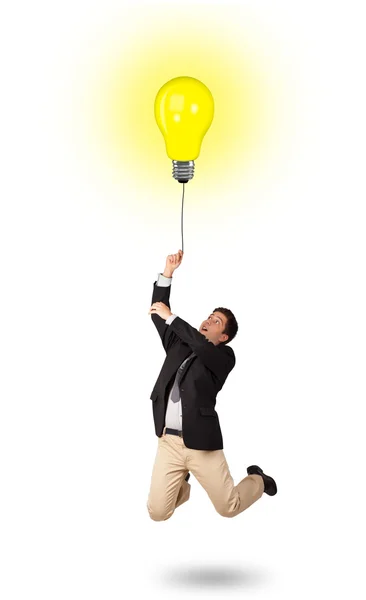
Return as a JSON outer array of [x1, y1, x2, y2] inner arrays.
[[150, 250, 183, 352]]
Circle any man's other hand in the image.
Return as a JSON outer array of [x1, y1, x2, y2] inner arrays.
[[148, 302, 173, 320]]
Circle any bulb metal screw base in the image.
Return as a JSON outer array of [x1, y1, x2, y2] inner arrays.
[[172, 160, 195, 184]]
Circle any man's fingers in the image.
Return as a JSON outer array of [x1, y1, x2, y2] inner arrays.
[[167, 250, 182, 266]]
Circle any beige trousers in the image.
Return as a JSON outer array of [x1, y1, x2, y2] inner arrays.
[[147, 427, 265, 521]]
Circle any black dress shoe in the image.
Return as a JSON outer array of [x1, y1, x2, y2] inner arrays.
[[185, 472, 190, 482], [247, 465, 277, 496]]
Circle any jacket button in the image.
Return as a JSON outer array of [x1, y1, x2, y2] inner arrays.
[[183, 404, 187, 408]]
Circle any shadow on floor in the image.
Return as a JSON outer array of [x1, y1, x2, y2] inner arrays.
[[158, 564, 271, 589]]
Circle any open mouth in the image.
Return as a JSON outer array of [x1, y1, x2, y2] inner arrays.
[[202, 327, 208, 331]]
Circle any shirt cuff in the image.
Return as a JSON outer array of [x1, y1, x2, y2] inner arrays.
[[165, 314, 178, 325], [156, 273, 172, 287]]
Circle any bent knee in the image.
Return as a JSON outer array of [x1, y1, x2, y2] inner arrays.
[[216, 505, 237, 519], [147, 503, 174, 522]]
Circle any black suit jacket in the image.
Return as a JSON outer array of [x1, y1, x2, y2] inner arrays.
[[149, 278, 236, 450]]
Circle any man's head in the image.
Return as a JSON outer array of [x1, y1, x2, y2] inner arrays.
[[199, 307, 238, 346]]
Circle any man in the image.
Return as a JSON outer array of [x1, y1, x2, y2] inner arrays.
[[147, 249, 277, 521]]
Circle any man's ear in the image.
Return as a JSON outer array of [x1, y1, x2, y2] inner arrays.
[[220, 333, 229, 343]]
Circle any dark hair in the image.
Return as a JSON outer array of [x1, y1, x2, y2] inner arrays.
[[213, 307, 238, 345]]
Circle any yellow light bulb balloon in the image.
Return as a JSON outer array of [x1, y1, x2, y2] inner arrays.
[[154, 76, 214, 183]]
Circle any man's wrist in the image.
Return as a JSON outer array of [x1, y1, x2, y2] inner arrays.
[[165, 313, 177, 325], [162, 270, 173, 278]]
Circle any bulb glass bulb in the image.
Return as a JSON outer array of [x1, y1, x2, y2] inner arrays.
[[154, 76, 214, 181]]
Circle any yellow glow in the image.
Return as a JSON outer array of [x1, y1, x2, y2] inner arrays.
[[78, 6, 286, 197], [154, 76, 214, 161]]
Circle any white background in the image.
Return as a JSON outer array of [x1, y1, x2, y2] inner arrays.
[[1, 1, 365, 598]]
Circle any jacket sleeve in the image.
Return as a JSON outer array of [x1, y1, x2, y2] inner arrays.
[[150, 276, 180, 353], [167, 315, 235, 387]]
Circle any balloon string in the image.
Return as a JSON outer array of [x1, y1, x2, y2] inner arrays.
[[181, 182, 185, 254]]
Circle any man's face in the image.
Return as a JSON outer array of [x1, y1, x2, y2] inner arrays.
[[199, 311, 229, 346]]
